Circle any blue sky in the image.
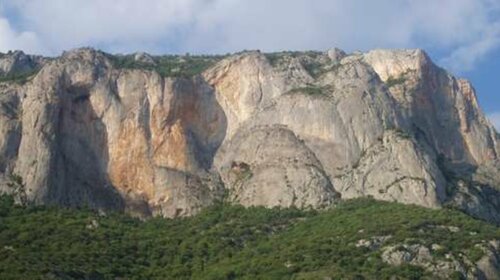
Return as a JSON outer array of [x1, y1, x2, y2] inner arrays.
[[0, 0, 499, 129]]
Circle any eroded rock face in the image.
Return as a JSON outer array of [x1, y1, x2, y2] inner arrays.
[[0, 47, 499, 220], [216, 125, 338, 208], [333, 130, 447, 208], [3, 49, 226, 217], [381, 240, 500, 279], [363, 49, 498, 164], [476, 241, 500, 280], [0, 50, 46, 76]]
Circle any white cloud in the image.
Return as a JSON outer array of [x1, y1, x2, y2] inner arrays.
[[489, 113, 500, 131], [2, 0, 207, 55], [439, 20, 500, 73], [184, 0, 417, 53], [1, 0, 500, 73], [0, 17, 44, 53], [186, 0, 500, 73]]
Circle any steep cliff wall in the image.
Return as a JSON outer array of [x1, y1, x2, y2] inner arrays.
[[0, 48, 498, 222]]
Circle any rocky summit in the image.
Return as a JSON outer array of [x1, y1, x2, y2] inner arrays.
[[0, 48, 499, 222]]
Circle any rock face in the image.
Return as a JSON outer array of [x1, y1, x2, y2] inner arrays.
[[0, 47, 499, 221], [381, 240, 500, 279], [0, 50, 46, 76]]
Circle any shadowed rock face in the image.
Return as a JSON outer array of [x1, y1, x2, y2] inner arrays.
[[0, 47, 498, 221]]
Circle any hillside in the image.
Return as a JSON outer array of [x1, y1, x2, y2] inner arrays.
[[0, 196, 498, 279]]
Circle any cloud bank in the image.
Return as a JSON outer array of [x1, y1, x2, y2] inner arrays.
[[0, 0, 499, 72]]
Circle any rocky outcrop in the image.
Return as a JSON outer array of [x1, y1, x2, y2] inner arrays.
[[476, 241, 500, 280], [217, 125, 339, 208], [3, 49, 226, 217], [0, 50, 46, 76], [0, 84, 21, 177], [381, 240, 500, 279], [333, 130, 447, 208], [364, 49, 498, 165], [0, 47, 499, 221]]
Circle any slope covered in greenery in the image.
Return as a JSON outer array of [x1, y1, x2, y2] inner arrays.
[[0, 196, 498, 279]]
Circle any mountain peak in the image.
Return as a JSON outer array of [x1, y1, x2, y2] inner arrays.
[[363, 48, 433, 82]]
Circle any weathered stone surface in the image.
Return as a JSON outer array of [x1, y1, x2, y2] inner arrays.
[[0, 84, 21, 175], [355, 235, 392, 250], [476, 241, 500, 280], [381, 241, 500, 279], [333, 130, 447, 208], [363, 49, 498, 165], [3, 48, 225, 217], [381, 243, 468, 278], [133, 52, 156, 65], [327, 48, 346, 62], [448, 180, 500, 225], [0, 47, 499, 221], [217, 125, 339, 208], [0, 50, 46, 76]]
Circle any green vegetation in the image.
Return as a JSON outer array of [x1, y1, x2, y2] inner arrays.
[[301, 59, 327, 78], [0, 69, 40, 85], [264, 51, 324, 73], [0, 196, 498, 279], [264, 52, 287, 66], [385, 69, 418, 88], [385, 76, 407, 88], [107, 54, 225, 78], [264, 51, 304, 67]]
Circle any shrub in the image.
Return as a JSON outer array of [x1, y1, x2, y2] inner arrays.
[[301, 60, 325, 78], [385, 76, 406, 88]]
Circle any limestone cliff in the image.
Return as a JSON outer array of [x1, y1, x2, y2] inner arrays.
[[0, 48, 498, 222], [0, 50, 46, 76]]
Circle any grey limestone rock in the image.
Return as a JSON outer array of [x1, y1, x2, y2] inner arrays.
[[0, 47, 499, 221]]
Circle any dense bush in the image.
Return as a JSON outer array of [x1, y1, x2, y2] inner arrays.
[[0, 196, 498, 279]]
